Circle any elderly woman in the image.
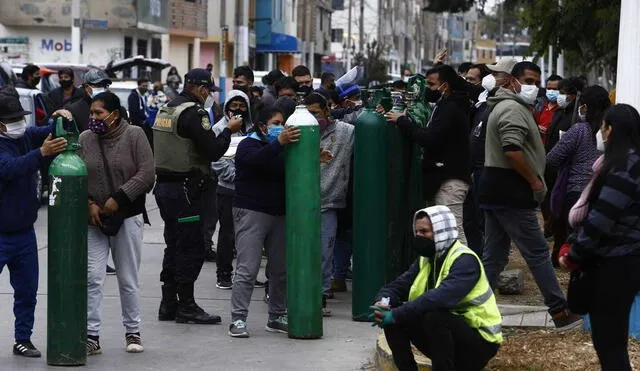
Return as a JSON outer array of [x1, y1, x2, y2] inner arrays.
[[77, 91, 154, 355]]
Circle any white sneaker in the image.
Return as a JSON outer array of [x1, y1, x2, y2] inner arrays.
[[125, 333, 144, 353]]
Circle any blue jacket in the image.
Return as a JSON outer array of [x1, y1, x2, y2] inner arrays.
[[234, 136, 285, 216], [0, 124, 53, 233]]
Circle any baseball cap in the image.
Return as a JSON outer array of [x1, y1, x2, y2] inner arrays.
[[184, 68, 220, 91], [0, 89, 31, 120], [83, 69, 112, 86], [486, 59, 518, 74]]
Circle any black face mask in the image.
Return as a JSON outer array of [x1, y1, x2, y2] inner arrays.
[[60, 80, 73, 89], [297, 85, 313, 98], [31, 77, 41, 87], [425, 88, 442, 103], [413, 236, 436, 257], [232, 84, 249, 95]]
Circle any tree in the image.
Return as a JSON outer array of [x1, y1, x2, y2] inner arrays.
[[517, 0, 620, 79], [356, 41, 388, 86]]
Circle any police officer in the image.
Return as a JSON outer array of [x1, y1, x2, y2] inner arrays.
[[153, 68, 242, 324]]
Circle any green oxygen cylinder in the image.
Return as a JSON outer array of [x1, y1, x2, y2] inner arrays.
[[285, 105, 322, 339], [352, 98, 389, 321], [47, 117, 88, 366]]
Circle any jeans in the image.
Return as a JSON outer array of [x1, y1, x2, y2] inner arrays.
[[321, 210, 338, 296], [433, 179, 469, 245], [87, 216, 143, 336], [463, 169, 484, 256], [155, 180, 209, 285], [384, 311, 499, 371], [333, 228, 353, 281], [589, 255, 640, 371], [0, 228, 38, 341], [216, 192, 234, 281], [483, 207, 567, 313], [231, 208, 286, 321]]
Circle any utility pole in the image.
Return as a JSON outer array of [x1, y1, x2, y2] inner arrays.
[[498, 0, 503, 58], [347, 0, 352, 69], [71, 0, 81, 64], [220, 0, 228, 103], [359, 0, 364, 53]]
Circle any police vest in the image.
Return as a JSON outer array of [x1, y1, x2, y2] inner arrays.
[[152, 102, 211, 175], [408, 241, 503, 344]]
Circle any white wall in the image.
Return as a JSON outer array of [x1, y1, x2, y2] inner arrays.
[[169, 36, 191, 77]]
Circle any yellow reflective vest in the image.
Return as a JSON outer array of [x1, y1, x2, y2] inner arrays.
[[408, 241, 503, 344]]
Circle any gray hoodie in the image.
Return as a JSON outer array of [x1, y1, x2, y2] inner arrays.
[[320, 120, 355, 211], [212, 90, 253, 192]]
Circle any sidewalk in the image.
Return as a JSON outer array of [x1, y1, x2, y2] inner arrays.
[[0, 201, 375, 370]]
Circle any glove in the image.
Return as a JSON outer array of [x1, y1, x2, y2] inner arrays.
[[368, 305, 395, 328]]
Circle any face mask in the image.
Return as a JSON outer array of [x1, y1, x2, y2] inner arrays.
[[557, 94, 570, 108], [481, 74, 496, 91], [1, 119, 27, 139], [60, 80, 73, 89], [517, 82, 539, 105], [91, 87, 107, 98], [228, 109, 245, 119], [139, 87, 148, 95], [88, 112, 114, 135], [204, 94, 214, 109], [266, 125, 284, 142], [425, 88, 442, 103], [413, 236, 436, 257], [596, 129, 606, 152], [403, 76, 410, 83], [546, 89, 559, 102], [232, 84, 249, 95], [297, 85, 313, 98], [32, 77, 41, 87]]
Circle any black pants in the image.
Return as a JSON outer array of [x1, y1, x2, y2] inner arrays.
[[589, 254, 640, 371], [202, 185, 218, 251], [551, 191, 581, 265], [384, 311, 499, 371], [463, 169, 484, 257], [216, 192, 234, 280], [155, 180, 211, 285]]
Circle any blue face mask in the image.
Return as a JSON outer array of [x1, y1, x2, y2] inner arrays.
[[546, 89, 559, 102], [266, 125, 284, 142]]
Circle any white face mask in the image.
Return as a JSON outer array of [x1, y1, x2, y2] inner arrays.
[[91, 87, 107, 98], [204, 94, 214, 109], [596, 129, 606, 152], [481, 74, 496, 91], [517, 81, 539, 105], [557, 94, 570, 108], [1, 119, 27, 139]]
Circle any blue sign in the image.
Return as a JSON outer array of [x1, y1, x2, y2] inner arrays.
[[83, 19, 108, 29]]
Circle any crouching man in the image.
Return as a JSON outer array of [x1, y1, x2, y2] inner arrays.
[[370, 206, 502, 371]]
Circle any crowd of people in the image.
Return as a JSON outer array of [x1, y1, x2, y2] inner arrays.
[[0, 54, 639, 371]]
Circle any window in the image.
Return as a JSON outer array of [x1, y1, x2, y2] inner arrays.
[[320, 9, 324, 31], [465, 22, 469, 31], [331, 28, 344, 43]]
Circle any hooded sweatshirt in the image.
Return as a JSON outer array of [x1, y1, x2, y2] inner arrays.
[[212, 90, 253, 193], [375, 206, 481, 325], [320, 119, 354, 211], [478, 87, 547, 209]]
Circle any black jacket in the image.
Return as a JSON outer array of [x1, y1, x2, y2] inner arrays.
[[156, 91, 232, 179], [46, 86, 85, 111], [469, 102, 491, 169], [397, 91, 471, 200], [68, 94, 92, 132], [128, 89, 148, 126], [545, 101, 576, 153]]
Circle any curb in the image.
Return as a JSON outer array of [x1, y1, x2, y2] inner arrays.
[[375, 333, 432, 371]]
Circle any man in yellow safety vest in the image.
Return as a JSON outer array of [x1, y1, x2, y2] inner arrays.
[[370, 205, 502, 371]]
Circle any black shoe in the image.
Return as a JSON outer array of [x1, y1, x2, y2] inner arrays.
[[552, 309, 583, 332], [254, 280, 265, 288], [13, 341, 41, 358], [216, 279, 233, 290], [106, 265, 116, 275], [205, 248, 217, 262], [158, 285, 178, 321], [175, 301, 221, 324], [86, 336, 102, 356]]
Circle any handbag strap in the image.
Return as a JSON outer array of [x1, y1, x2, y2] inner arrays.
[[98, 140, 116, 194]]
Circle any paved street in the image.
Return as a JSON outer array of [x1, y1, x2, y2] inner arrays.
[[0, 200, 374, 370]]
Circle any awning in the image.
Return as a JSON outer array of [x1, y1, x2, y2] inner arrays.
[[256, 32, 299, 54]]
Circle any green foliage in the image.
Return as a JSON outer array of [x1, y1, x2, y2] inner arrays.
[[360, 41, 389, 86]]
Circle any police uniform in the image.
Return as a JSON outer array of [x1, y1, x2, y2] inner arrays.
[[153, 69, 231, 324]]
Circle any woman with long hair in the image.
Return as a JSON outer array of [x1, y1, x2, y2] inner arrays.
[[560, 104, 640, 371]]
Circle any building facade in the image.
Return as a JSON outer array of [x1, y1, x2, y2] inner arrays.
[[254, 0, 299, 73], [297, 0, 333, 76]]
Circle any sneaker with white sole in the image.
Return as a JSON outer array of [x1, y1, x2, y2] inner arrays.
[[125, 332, 144, 353], [13, 340, 41, 358], [86, 336, 102, 356], [265, 315, 288, 334], [229, 320, 250, 338]]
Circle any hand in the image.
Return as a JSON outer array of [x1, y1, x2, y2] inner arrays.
[[51, 109, 73, 121], [434, 50, 447, 65], [103, 197, 119, 215], [538, 125, 548, 135], [278, 126, 301, 145], [320, 148, 333, 163], [384, 110, 405, 124], [40, 134, 68, 156], [368, 305, 394, 328], [373, 301, 391, 311], [531, 179, 545, 205], [227, 116, 244, 133], [89, 203, 102, 227], [375, 104, 386, 114]]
